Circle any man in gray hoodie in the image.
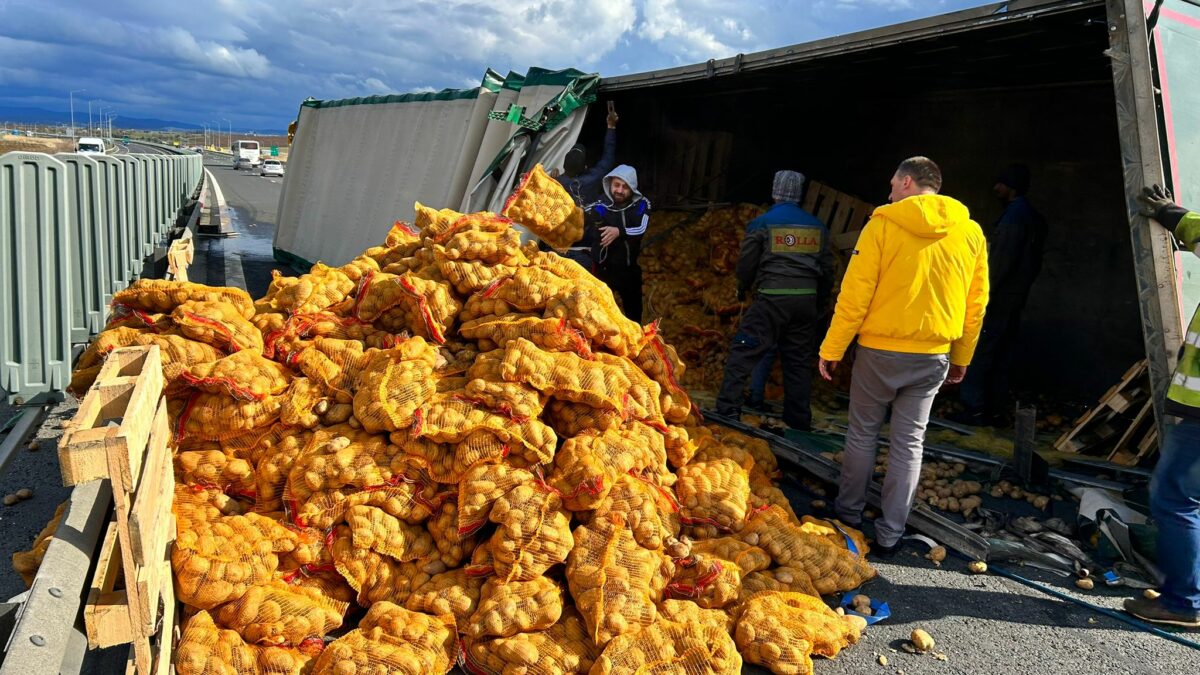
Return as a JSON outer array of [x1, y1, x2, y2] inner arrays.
[[585, 164, 650, 322]]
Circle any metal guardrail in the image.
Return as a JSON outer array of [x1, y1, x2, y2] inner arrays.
[[0, 148, 203, 405]]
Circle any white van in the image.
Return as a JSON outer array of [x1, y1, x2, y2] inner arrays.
[[76, 137, 105, 154]]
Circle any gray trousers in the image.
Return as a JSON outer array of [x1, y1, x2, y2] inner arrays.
[[835, 346, 949, 547]]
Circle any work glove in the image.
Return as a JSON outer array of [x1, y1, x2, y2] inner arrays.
[[1137, 184, 1188, 230]]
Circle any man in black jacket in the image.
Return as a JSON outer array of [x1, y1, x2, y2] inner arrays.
[[553, 105, 618, 271], [586, 164, 649, 322], [957, 164, 1048, 425]]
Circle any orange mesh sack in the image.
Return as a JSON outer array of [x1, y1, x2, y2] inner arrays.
[[173, 299, 265, 354], [460, 313, 592, 357], [469, 266, 575, 315], [104, 305, 173, 333], [278, 377, 330, 429], [797, 516, 871, 557], [176, 389, 286, 441], [385, 219, 423, 247], [172, 508, 296, 610], [405, 568, 485, 627], [212, 578, 348, 647], [464, 607, 599, 675], [283, 434, 417, 530], [255, 263, 355, 315], [426, 501, 478, 567], [674, 459, 752, 537], [12, 500, 67, 588], [411, 393, 557, 466], [656, 598, 734, 633], [415, 202, 466, 241], [402, 434, 507, 486], [354, 271, 460, 344], [176, 610, 316, 675], [590, 617, 742, 675], [250, 428, 315, 513], [175, 448, 255, 495], [330, 525, 431, 607], [488, 479, 574, 583], [687, 537, 772, 576], [566, 515, 673, 647], [593, 352, 666, 425], [735, 591, 863, 675], [352, 337, 439, 434], [500, 338, 631, 413], [312, 601, 457, 675], [345, 505, 437, 563], [665, 554, 742, 609], [749, 483, 800, 523], [440, 225, 523, 265], [70, 327, 152, 394], [456, 464, 534, 534], [181, 349, 291, 401], [112, 279, 254, 318], [587, 473, 681, 550], [544, 399, 624, 437], [437, 249, 525, 296], [134, 333, 224, 388], [633, 332, 693, 424], [544, 289, 644, 356], [527, 249, 594, 281], [293, 337, 370, 395], [468, 576, 564, 640], [711, 426, 779, 478], [340, 254, 381, 283], [739, 506, 876, 595], [663, 424, 701, 470], [502, 164, 584, 251], [738, 566, 820, 601], [462, 378, 546, 424]]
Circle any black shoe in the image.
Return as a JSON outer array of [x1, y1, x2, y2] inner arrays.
[[870, 539, 903, 560], [946, 410, 987, 427], [1124, 596, 1200, 627], [744, 397, 768, 412]]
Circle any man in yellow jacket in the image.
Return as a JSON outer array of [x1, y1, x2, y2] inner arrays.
[[819, 156, 989, 556]]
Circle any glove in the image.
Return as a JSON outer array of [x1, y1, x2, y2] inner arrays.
[[1137, 184, 1174, 219]]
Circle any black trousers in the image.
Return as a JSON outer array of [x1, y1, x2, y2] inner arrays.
[[716, 293, 817, 429], [959, 292, 1026, 417], [597, 265, 643, 323]]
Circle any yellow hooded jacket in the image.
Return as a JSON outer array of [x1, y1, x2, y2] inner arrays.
[[819, 194, 989, 366]]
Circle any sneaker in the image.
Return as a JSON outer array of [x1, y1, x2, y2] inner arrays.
[[1124, 596, 1200, 627], [870, 539, 903, 559]]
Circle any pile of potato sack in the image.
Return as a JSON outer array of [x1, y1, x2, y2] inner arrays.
[[68, 165, 876, 675]]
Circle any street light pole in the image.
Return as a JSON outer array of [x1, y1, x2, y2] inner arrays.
[[222, 118, 232, 153], [69, 88, 85, 138]]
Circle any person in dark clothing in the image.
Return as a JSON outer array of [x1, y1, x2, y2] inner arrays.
[[553, 105, 619, 271], [587, 164, 649, 322], [956, 163, 1048, 425], [716, 170, 834, 430]]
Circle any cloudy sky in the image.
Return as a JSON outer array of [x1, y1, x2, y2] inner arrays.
[[0, 0, 988, 132]]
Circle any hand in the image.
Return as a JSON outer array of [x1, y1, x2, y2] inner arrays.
[[818, 358, 838, 382], [945, 364, 967, 385], [1137, 184, 1174, 219], [606, 107, 619, 129], [600, 226, 620, 247]]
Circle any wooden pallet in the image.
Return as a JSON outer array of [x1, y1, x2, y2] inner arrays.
[[1055, 360, 1150, 454], [801, 181, 875, 253], [60, 346, 177, 675]]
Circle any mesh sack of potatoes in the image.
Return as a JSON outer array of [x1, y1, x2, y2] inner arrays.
[[212, 578, 349, 647], [425, 500, 478, 567], [586, 473, 681, 550], [180, 349, 292, 401], [112, 279, 254, 319], [525, 249, 595, 282], [329, 525, 432, 607], [436, 250, 524, 296], [174, 484, 249, 526], [662, 424, 702, 470], [402, 433, 507, 486], [277, 377, 332, 429], [176, 610, 317, 675], [543, 399, 624, 437], [352, 337, 439, 433], [340, 254, 381, 283], [345, 505, 437, 563], [358, 271, 460, 344], [476, 266, 580, 314], [464, 606, 598, 675], [500, 164, 585, 251], [172, 508, 296, 610], [590, 617, 743, 675], [384, 219, 423, 248], [276, 523, 335, 572], [413, 202, 463, 241], [749, 483, 800, 523], [633, 332, 693, 424], [593, 352, 666, 425], [134, 333, 224, 389], [488, 479, 574, 583], [176, 386, 290, 441], [461, 378, 546, 424], [410, 393, 557, 467], [255, 263, 356, 316], [104, 305, 174, 333], [687, 537, 772, 576], [674, 459, 752, 537], [665, 554, 743, 609], [710, 425, 779, 478], [246, 428, 315, 512], [739, 506, 876, 595], [656, 598, 734, 634], [338, 467, 446, 531], [173, 299, 265, 354], [11, 500, 68, 588], [499, 338, 631, 413], [798, 516, 871, 558], [404, 568, 485, 627], [292, 337, 370, 396], [439, 223, 524, 265], [467, 576, 564, 640], [737, 565, 820, 601], [460, 313, 593, 357], [70, 327, 152, 394], [547, 431, 618, 512], [175, 448, 256, 496], [566, 514, 673, 647], [735, 591, 863, 675], [544, 289, 644, 357], [311, 601, 457, 675]]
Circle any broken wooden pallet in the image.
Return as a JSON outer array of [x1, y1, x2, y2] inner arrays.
[[60, 345, 177, 675], [1054, 360, 1149, 454]]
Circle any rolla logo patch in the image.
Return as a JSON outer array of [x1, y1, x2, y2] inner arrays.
[[770, 226, 823, 254]]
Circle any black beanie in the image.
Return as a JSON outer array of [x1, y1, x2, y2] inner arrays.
[[563, 144, 586, 176], [997, 163, 1031, 196]]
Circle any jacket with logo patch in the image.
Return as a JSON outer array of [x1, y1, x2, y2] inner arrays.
[[736, 201, 834, 295]]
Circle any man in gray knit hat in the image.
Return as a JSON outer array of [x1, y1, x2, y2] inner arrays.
[[716, 170, 833, 430]]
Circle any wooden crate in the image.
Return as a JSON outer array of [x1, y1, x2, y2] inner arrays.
[[60, 346, 178, 675]]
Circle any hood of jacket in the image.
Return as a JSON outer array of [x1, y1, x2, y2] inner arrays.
[[602, 164, 644, 207], [874, 194, 972, 239]]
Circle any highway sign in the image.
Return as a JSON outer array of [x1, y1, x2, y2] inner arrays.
[[270, 146, 279, 156]]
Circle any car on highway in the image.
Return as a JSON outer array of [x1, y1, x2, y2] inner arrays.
[[260, 159, 285, 177], [234, 156, 254, 170]]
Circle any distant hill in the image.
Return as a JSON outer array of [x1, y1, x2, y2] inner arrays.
[[0, 105, 281, 134]]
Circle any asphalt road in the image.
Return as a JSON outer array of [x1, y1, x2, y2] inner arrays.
[[200, 152, 291, 297]]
